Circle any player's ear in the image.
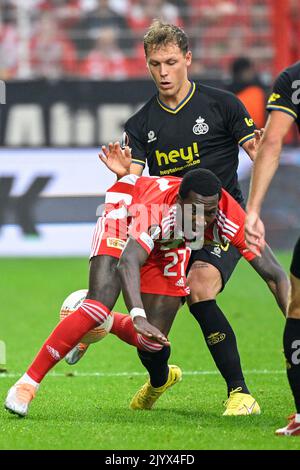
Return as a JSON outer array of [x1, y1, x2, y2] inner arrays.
[[186, 50, 192, 67]]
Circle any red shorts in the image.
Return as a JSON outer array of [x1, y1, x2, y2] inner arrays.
[[140, 245, 191, 297], [90, 216, 128, 259]]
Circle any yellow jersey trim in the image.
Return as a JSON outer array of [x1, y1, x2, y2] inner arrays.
[[266, 105, 297, 119], [157, 82, 196, 114], [132, 158, 146, 166], [238, 132, 255, 146]]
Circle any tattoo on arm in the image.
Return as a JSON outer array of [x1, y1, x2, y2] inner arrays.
[[191, 261, 210, 269]]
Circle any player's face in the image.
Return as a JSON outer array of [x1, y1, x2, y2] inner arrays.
[[178, 191, 219, 241], [146, 43, 192, 100]]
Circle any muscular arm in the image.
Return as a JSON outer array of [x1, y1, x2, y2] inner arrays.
[[246, 111, 294, 214], [245, 112, 295, 254], [117, 237, 169, 344], [117, 237, 148, 312], [249, 244, 290, 316]]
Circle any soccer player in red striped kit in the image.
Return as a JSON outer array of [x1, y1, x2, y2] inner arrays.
[[5, 168, 289, 417], [3, 168, 207, 417]]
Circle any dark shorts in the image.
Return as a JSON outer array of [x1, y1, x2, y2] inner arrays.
[[187, 242, 242, 291], [291, 237, 300, 279]]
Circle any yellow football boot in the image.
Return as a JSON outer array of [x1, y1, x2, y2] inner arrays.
[[130, 365, 182, 410], [223, 387, 261, 416]]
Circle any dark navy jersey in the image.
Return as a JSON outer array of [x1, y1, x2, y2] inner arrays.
[[266, 61, 300, 132], [124, 81, 256, 204]]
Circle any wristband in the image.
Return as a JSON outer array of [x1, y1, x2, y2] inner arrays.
[[130, 307, 147, 319]]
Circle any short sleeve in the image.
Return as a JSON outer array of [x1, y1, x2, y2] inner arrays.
[[223, 93, 256, 146], [128, 214, 162, 254], [124, 116, 146, 168], [266, 71, 298, 120]]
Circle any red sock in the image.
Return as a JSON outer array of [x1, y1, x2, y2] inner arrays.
[[110, 312, 163, 352], [110, 312, 139, 347], [27, 299, 110, 383]]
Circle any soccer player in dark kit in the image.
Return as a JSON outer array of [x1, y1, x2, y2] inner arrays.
[[246, 61, 300, 435], [96, 21, 288, 415]]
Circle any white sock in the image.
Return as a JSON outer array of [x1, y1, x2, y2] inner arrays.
[[295, 413, 300, 424], [16, 373, 40, 389]]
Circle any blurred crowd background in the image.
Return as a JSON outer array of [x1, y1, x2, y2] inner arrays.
[[0, 0, 299, 83]]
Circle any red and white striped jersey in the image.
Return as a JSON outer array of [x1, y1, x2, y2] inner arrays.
[[129, 176, 181, 254], [130, 178, 256, 261], [104, 174, 139, 219], [90, 174, 139, 258], [93, 174, 256, 262]]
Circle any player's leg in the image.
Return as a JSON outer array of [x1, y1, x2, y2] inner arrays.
[[187, 244, 260, 415], [5, 255, 121, 417], [130, 293, 182, 410], [276, 237, 300, 436], [65, 212, 126, 365], [129, 247, 189, 410]]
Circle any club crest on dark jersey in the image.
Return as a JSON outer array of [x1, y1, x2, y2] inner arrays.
[[193, 116, 209, 135]]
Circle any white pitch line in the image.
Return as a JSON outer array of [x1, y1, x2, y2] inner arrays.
[[0, 369, 286, 379]]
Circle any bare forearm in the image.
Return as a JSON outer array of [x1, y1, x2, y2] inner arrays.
[[117, 259, 144, 312], [265, 276, 289, 316], [250, 247, 289, 316], [247, 139, 282, 214]]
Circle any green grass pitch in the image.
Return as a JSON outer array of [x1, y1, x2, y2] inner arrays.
[[0, 254, 299, 450]]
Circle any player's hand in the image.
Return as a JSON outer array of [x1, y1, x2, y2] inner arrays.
[[99, 141, 132, 178], [254, 128, 264, 143], [245, 128, 264, 160], [133, 316, 170, 347], [245, 211, 266, 257]]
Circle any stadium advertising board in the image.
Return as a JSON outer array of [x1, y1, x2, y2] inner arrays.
[[0, 80, 156, 147], [0, 79, 229, 147], [0, 148, 116, 256], [1, 148, 300, 255]]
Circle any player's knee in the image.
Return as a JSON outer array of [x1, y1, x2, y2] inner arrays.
[[137, 334, 164, 352], [187, 274, 219, 303], [187, 262, 221, 303], [188, 287, 216, 304]]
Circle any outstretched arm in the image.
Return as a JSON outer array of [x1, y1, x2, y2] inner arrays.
[[249, 244, 290, 316], [117, 237, 169, 345]]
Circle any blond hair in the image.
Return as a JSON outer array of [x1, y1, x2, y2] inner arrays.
[[143, 20, 189, 57]]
